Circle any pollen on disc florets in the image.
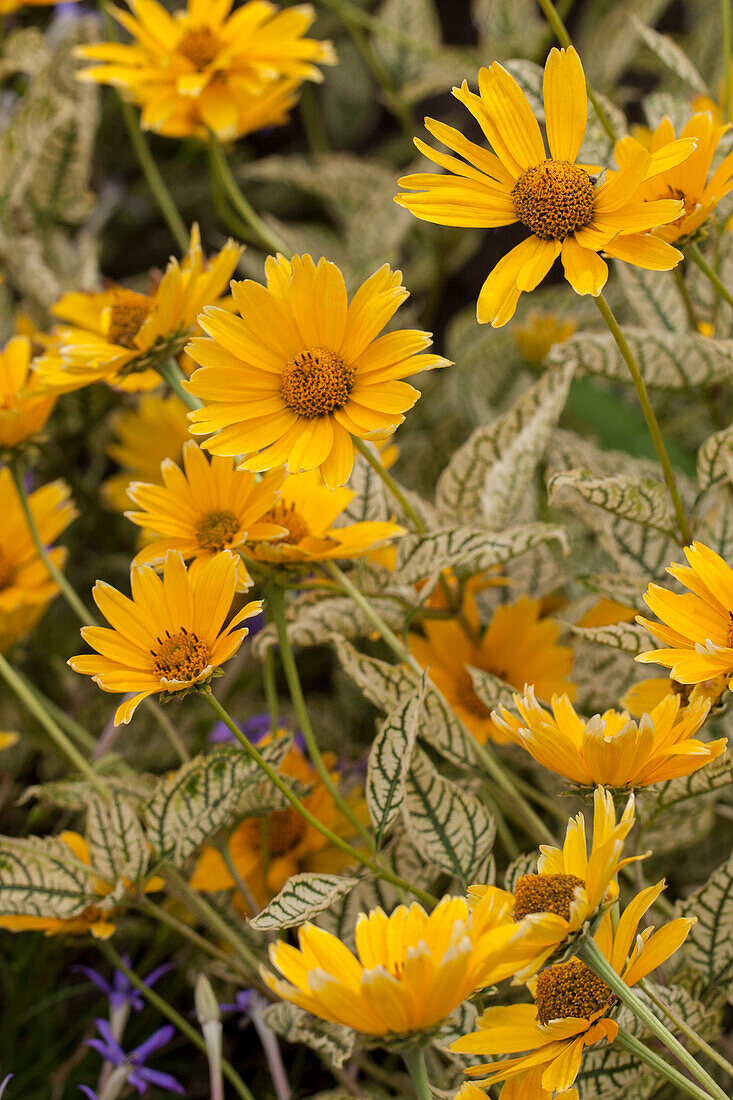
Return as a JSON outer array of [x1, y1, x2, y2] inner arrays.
[[280, 346, 355, 419], [152, 629, 210, 682], [107, 289, 152, 349], [513, 872, 585, 922], [195, 509, 240, 551], [177, 26, 223, 69], [535, 957, 613, 1026], [240, 807, 307, 857], [512, 160, 595, 240], [261, 502, 311, 544]]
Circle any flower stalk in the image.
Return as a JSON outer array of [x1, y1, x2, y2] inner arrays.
[[688, 242, 733, 312], [401, 1048, 432, 1100], [207, 134, 291, 256]]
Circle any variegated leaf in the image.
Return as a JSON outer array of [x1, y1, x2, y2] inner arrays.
[[615, 262, 687, 334], [19, 773, 156, 810], [632, 16, 707, 90], [548, 329, 733, 389], [566, 621, 651, 655], [367, 676, 425, 847], [641, 751, 733, 825], [548, 469, 675, 535], [86, 792, 148, 887], [679, 851, 733, 992], [251, 874, 358, 931], [392, 522, 568, 585], [373, 0, 441, 87], [252, 593, 408, 658], [466, 666, 516, 712], [339, 446, 388, 524], [0, 835, 94, 919], [697, 426, 733, 490], [503, 852, 537, 892], [263, 1002, 355, 1067]]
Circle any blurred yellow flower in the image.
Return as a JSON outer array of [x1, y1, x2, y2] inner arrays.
[[396, 46, 693, 326], [512, 311, 576, 365], [0, 470, 76, 654], [102, 393, 192, 511], [0, 0, 76, 10], [408, 590, 575, 745], [76, 0, 335, 142], [0, 336, 56, 451], [622, 673, 728, 716], [493, 686, 723, 788], [0, 732, 18, 752], [35, 225, 241, 394], [69, 549, 261, 725], [185, 254, 450, 488]]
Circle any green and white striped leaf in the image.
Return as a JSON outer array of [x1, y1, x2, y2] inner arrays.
[[641, 751, 733, 823], [632, 16, 707, 91], [339, 446, 388, 524], [252, 592, 408, 658], [547, 329, 733, 389], [566, 620, 651, 655], [373, 0, 441, 87], [698, 426, 733, 490], [251, 874, 358, 931], [575, 1044, 649, 1100], [466, 666, 516, 712], [503, 852, 537, 892], [262, 1002, 355, 1067], [20, 773, 156, 811], [403, 747, 495, 887], [367, 676, 426, 848], [86, 792, 148, 887], [393, 522, 568, 585], [0, 835, 94, 919], [436, 363, 574, 527], [548, 469, 676, 535], [679, 851, 733, 992], [615, 263, 687, 334]]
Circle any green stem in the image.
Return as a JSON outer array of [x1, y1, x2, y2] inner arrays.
[[299, 83, 330, 156], [594, 293, 691, 545], [0, 650, 109, 797], [10, 461, 94, 625], [674, 265, 699, 330], [118, 100, 189, 253], [14, 670, 98, 754], [689, 241, 733, 312], [156, 357, 201, 412], [204, 692, 437, 907], [578, 940, 729, 1100], [136, 896, 250, 975], [639, 978, 733, 1082], [207, 135, 291, 255], [263, 646, 280, 733], [402, 1047, 432, 1100], [616, 1027, 719, 1100], [353, 437, 426, 532], [148, 700, 190, 763], [323, 559, 416, 672], [723, 0, 733, 120], [269, 582, 374, 849], [162, 865, 262, 972], [219, 839, 262, 917], [98, 941, 256, 1100]]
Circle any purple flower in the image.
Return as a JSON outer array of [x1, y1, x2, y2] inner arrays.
[[74, 955, 171, 1013], [218, 988, 253, 1021], [209, 712, 305, 755], [87, 1021, 185, 1095]]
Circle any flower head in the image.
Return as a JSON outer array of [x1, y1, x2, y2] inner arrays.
[[185, 255, 450, 488], [69, 549, 261, 724], [76, 0, 335, 142], [408, 591, 575, 744], [103, 394, 192, 512], [615, 111, 733, 242], [512, 311, 576, 365], [396, 47, 695, 326], [35, 225, 241, 394], [451, 883, 693, 1096], [622, 673, 728, 717], [0, 336, 56, 452], [493, 685, 724, 788], [87, 1020, 184, 1095], [74, 955, 171, 1013], [262, 893, 528, 1038], [637, 541, 733, 690], [126, 440, 287, 589]]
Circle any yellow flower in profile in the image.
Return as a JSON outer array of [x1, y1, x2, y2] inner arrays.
[[0, 732, 18, 751], [493, 686, 724, 788], [452, 883, 693, 1096], [243, 469, 405, 565], [0, 336, 56, 451], [396, 47, 694, 326], [637, 541, 733, 691], [469, 787, 638, 979], [512, 311, 576, 365], [408, 590, 575, 745], [615, 112, 733, 243], [185, 254, 450, 488], [0, 469, 76, 654], [125, 440, 286, 590], [0, 0, 76, 10], [622, 673, 728, 717], [76, 0, 336, 142], [262, 893, 529, 1038], [102, 393, 192, 511], [34, 225, 241, 394], [191, 735, 368, 911], [69, 549, 261, 725]]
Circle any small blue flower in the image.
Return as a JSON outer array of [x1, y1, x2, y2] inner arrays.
[[74, 955, 171, 1013], [87, 1021, 185, 1095], [209, 712, 305, 754], [218, 988, 253, 1021]]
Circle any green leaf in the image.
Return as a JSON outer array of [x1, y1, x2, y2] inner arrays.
[[340, 445, 389, 524], [566, 621, 651, 655], [393, 522, 568, 585], [436, 363, 574, 527], [641, 752, 733, 824], [372, 0, 441, 88], [503, 853, 536, 892], [697, 426, 733, 490], [679, 851, 733, 992], [615, 263, 687, 334], [262, 1002, 355, 1068], [549, 469, 672, 535], [466, 666, 516, 712], [19, 774, 156, 811], [250, 874, 358, 931], [472, 3, 545, 57], [403, 747, 495, 887], [367, 676, 426, 848], [252, 591, 408, 658], [0, 835, 94, 919], [632, 16, 707, 91], [86, 792, 148, 888]]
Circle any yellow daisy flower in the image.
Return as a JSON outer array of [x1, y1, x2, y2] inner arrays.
[[242, 469, 405, 565], [262, 892, 531, 1038], [102, 393, 192, 512], [0, 335, 56, 452], [0, 469, 77, 654], [0, 732, 18, 751], [191, 735, 368, 912], [637, 541, 733, 691], [408, 590, 575, 745], [493, 686, 724, 789], [512, 310, 576, 365], [451, 883, 693, 1096], [396, 47, 695, 326], [76, 0, 336, 142], [184, 254, 450, 489], [469, 787, 638, 979], [34, 225, 241, 394], [125, 440, 286, 590], [0, 0, 76, 10], [69, 549, 261, 725], [622, 673, 728, 717], [614, 111, 733, 243]]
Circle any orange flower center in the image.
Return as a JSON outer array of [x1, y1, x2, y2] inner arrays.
[[512, 160, 595, 240], [727, 612, 733, 648], [455, 668, 492, 718], [535, 957, 613, 1026], [261, 502, 311, 544], [152, 628, 210, 682], [195, 509, 240, 551], [177, 26, 223, 69], [240, 807, 307, 857], [280, 346, 355, 419], [107, 289, 151, 349], [513, 872, 585, 921], [0, 551, 14, 590]]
